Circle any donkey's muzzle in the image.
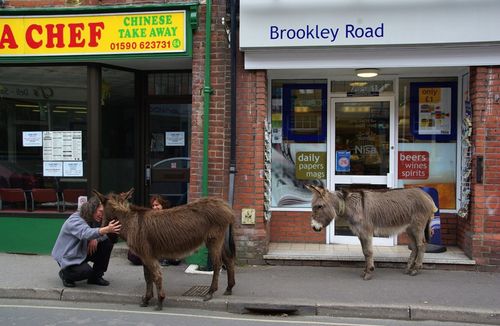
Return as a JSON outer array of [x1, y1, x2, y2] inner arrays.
[[311, 219, 323, 232]]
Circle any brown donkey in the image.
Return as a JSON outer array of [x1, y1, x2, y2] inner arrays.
[[307, 185, 437, 280], [93, 189, 236, 310]]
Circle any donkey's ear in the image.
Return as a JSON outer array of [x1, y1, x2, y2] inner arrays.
[[306, 184, 323, 195], [121, 188, 134, 200], [92, 189, 107, 204]]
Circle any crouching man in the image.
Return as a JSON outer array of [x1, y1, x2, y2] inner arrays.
[[52, 196, 121, 287]]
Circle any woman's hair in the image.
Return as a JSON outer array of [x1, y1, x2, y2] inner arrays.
[[149, 194, 171, 209], [79, 196, 101, 223]]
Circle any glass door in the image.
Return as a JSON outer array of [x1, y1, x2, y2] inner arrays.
[[145, 72, 192, 207], [328, 96, 396, 245]]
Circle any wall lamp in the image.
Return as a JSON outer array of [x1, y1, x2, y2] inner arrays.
[[356, 68, 379, 78]]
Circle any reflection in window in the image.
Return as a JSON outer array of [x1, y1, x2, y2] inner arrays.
[[0, 66, 87, 212], [271, 80, 327, 208], [398, 77, 458, 210]]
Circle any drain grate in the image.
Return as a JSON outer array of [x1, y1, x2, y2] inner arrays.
[[182, 285, 210, 297]]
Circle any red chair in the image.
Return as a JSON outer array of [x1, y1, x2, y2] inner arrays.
[[0, 188, 27, 210], [31, 188, 60, 211], [62, 188, 86, 211]]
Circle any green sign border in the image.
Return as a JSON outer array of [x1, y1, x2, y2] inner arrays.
[[0, 3, 198, 63]]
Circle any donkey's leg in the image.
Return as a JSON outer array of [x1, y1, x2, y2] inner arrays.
[[405, 226, 419, 275], [410, 223, 428, 276], [151, 259, 165, 310], [141, 265, 154, 307], [221, 246, 235, 296], [204, 236, 224, 301], [359, 235, 375, 280]]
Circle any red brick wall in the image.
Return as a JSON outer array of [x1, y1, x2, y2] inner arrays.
[[231, 55, 269, 263], [270, 211, 325, 243], [190, 1, 270, 263], [463, 67, 500, 270], [190, 1, 231, 202]]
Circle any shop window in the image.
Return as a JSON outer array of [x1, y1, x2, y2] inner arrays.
[[0, 66, 87, 212], [271, 80, 327, 209], [398, 77, 458, 210]]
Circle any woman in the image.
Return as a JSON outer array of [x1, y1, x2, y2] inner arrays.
[[127, 195, 180, 266]]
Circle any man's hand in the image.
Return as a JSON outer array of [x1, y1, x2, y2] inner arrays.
[[107, 219, 121, 234], [99, 219, 121, 235], [88, 239, 98, 255]]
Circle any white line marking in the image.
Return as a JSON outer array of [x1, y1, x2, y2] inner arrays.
[[0, 304, 378, 326]]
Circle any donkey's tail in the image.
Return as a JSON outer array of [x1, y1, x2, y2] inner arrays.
[[224, 224, 236, 258]]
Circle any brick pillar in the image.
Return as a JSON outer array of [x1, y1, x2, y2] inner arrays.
[[232, 50, 270, 264], [464, 67, 500, 271]]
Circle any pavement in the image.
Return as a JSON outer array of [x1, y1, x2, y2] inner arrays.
[[0, 250, 499, 325]]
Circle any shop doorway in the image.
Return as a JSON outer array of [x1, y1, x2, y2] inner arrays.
[[144, 72, 192, 207], [328, 96, 396, 245]]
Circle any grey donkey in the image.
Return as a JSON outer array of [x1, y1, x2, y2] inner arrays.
[[307, 185, 437, 280]]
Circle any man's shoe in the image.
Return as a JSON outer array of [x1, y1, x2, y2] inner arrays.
[[59, 270, 75, 288], [87, 277, 110, 286]]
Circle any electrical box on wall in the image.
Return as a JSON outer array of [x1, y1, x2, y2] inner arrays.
[[241, 208, 256, 225]]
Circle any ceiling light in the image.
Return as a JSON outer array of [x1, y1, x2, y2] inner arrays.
[[356, 68, 379, 78]]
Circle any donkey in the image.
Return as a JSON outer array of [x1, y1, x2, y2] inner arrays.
[[307, 185, 437, 280], [93, 189, 236, 310]]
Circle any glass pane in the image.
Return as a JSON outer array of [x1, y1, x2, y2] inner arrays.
[[335, 101, 390, 176], [270, 80, 327, 209], [0, 66, 87, 212], [290, 88, 323, 137], [331, 80, 393, 97], [149, 103, 191, 207], [100, 68, 136, 195], [398, 77, 457, 210]]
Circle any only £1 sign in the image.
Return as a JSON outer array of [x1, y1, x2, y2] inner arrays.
[[0, 11, 186, 56]]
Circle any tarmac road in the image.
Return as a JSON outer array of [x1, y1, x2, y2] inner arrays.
[[0, 252, 498, 325]]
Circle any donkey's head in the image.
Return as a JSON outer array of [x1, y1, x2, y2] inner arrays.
[[93, 188, 134, 226], [306, 185, 341, 232]]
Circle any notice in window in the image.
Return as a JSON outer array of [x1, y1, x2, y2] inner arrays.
[[63, 161, 83, 177], [22, 131, 43, 147], [43, 161, 63, 177], [417, 87, 452, 135], [43, 131, 82, 161], [165, 131, 185, 146]]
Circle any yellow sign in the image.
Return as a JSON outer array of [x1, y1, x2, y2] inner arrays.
[[0, 11, 186, 56], [419, 88, 442, 103], [295, 151, 327, 180]]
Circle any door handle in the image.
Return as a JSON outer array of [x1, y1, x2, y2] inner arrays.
[[145, 165, 151, 186]]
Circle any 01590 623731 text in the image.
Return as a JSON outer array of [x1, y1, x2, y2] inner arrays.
[[109, 40, 173, 51]]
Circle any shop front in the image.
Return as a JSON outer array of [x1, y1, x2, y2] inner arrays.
[[238, 0, 500, 269], [0, 4, 198, 253]]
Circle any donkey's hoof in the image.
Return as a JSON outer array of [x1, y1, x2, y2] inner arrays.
[[154, 304, 163, 311], [223, 289, 232, 296], [409, 269, 419, 276], [140, 302, 149, 307], [203, 293, 213, 301], [363, 273, 373, 280]]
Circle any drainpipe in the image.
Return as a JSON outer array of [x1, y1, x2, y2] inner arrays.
[[228, 0, 237, 207], [202, 0, 213, 197]]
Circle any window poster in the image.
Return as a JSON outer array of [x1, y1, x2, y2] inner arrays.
[[43, 161, 63, 177], [22, 131, 43, 147], [42, 131, 83, 177], [43, 131, 82, 161], [165, 131, 185, 146], [410, 82, 457, 141], [63, 161, 83, 177]]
